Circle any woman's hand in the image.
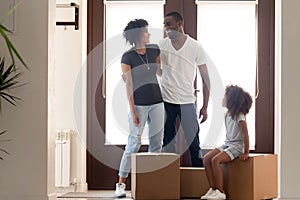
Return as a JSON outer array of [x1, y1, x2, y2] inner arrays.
[[132, 111, 140, 127]]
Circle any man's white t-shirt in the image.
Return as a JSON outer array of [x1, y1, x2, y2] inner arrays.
[[158, 35, 208, 104]]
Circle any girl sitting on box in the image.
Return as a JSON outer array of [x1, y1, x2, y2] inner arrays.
[[201, 85, 253, 200]]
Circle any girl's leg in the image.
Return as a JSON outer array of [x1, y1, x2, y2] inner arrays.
[[148, 103, 164, 152], [211, 151, 231, 192], [203, 148, 221, 188]]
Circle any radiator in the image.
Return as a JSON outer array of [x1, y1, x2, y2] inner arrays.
[[55, 130, 72, 187]]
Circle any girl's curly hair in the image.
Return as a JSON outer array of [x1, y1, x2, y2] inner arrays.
[[225, 85, 253, 119], [123, 19, 148, 45]]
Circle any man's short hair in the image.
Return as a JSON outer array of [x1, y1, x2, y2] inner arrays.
[[165, 11, 183, 22]]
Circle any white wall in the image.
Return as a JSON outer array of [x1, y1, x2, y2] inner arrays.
[[0, 1, 56, 200], [277, 0, 300, 199], [55, 0, 87, 191]]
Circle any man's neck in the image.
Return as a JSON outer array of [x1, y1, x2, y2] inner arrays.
[[171, 34, 187, 50]]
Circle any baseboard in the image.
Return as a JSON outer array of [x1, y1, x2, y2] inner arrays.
[[0, 194, 57, 200], [76, 182, 88, 192], [48, 193, 57, 200]]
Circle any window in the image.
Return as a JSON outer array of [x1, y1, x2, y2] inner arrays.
[[196, 1, 257, 149], [105, 1, 164, 144]]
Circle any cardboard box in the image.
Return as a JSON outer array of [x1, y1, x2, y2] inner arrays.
[[223, 154, 278, 200], [180, 167, 210, 198], [131, 153, 180, 199]]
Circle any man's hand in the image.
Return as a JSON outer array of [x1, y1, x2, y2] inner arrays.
[[199, 107, 208, 123]]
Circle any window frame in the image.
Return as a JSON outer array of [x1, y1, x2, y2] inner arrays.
[[164, 0, 275, 153]]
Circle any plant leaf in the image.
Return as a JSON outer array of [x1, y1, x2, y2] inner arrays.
[[0, 57, 4, 75], [3, 71, 22, 85], [2, 63, 14, 80], [0, 91, 21, 101], [0, 129, 10, 160], [0, 94, 17, 106], [6, 37, 28, 69], [0, 79, 19, 90], [0, 130, 7, 135], [0, 92, 20, 105], [0, 24, 28, 70], [0, 24, 13, 34], [0, 82, 18, 91], [0, 139, 11, 143], [0, 2, 19, 24], [0, 148, 10, 156]]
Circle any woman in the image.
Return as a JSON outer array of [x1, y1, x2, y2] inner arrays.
[[115, 19, 164, 198]]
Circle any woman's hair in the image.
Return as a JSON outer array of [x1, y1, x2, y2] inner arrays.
[[225, 85, 253, 119], [123, 19, 148, 45]]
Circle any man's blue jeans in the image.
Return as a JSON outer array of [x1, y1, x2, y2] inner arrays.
[[162, 102, 203, 167]]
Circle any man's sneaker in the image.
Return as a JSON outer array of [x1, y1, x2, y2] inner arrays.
[[115, 183, 126, 198], [201, 188, 215, 199], [209, 189, 226, 199]]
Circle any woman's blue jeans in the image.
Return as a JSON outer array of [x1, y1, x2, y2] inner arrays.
[[118, 102, 164, 178]]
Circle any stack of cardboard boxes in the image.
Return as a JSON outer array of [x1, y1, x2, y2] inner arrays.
[[131, 153, 277, 200]]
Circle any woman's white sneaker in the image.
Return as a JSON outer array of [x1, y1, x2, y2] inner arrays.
[[115, 183, 126, 198], [209, 189, 226, 199], [201, 188, 215, 199]]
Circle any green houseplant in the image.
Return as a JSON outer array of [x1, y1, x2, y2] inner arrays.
[[0, 3, 28, 159]]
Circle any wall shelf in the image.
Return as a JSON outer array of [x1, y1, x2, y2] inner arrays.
[[56, 2, 79, 30]]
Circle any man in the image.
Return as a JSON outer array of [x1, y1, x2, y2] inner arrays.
[[159, 11, 210, 167]]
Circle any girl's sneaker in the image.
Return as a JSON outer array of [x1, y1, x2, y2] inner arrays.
[[201, 188, 215, 199]]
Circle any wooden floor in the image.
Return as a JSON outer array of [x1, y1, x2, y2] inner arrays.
[[56, 187, 278, 200], [56, 189, 198, 200]]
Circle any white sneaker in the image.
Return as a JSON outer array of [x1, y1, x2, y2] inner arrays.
[[115, 183, 126, 198], [209, 189, 226, 199], [201, 188, 215, 199]]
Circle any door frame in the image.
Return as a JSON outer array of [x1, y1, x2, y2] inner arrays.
[[87, 0, 275, 189]]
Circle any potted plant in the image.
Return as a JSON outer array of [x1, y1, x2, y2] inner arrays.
[[0, 3, 28, 159]]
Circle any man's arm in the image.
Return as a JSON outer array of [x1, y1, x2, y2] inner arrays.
[[156, 55, 162, 76], [198, 64, 210, 123]]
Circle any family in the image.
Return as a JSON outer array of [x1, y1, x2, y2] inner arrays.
[[115, 11, 253, 200]]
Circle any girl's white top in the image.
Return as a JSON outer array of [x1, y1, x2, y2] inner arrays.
[[225, 113, 246, 147]]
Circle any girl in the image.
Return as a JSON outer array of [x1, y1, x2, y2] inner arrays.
[[115, 19, 164, 198], [201, 85, 253, 199]]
